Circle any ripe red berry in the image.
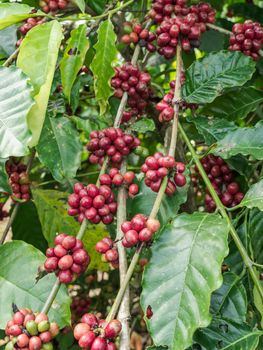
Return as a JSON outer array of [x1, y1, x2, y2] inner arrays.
[[81, 313, 98, 327], [90, 337, 107, 350], [74, 323, 91, 340], [174, 173, 186, 187], [78, 331, 96, 348], [58, 269, 73, 283], [104, 320, 122, 338]]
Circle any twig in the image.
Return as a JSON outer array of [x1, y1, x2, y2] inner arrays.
[[0, 150, 36, 245], [3, 47, 20, 67], [116, 161, 130, 350]]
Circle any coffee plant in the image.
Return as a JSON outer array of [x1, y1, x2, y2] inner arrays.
[[0, 0, 263, 349]]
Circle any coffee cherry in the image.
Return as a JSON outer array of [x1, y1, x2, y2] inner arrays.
[[29, 336, 42, 350], [39, 331, 52, 343], [104, 320, 122, 338], [26, 321, 38, 336], [17, 334, 30, 347], [6, 160, 31, 202], [91, 337, 107, 350], [81, 313, 98, 327], [106, 342, 117, 350], [229, 21, 263, 60], [146, 219, 160, 233], [74, 323, 91, 340], [174, 173, 187, 187], [39, 0, 69, 13], [44, 234, 90, 283], [79, 331, 96, 348]]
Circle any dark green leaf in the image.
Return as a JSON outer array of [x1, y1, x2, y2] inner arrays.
[[239, 180, 263, 211], [0, 66, 33, 158], [17, 21, 63, 147], [0, 159, 11, 193], [32, 189, 108, 271], [225, 224, 247, 275], [129, 170, 189, 226], [141, 213, 229, 350], [214, 121, 263, 160], [202, 87, 263, 120], [211, 272, 247, 323], [90, 19, 118, 114], [131, 118, 156, 133], [0, 241, 71, 329], [12, 201, 47, 253], [230, 3, 263, 23], [36, 116, 82, 183], [0, 3, 44, 30], [188, 116, 237, 145], [248, 209, 263, 265], [182, 51, 256, 104], [199, 29, 226, 53], [60, 24, 89, 101], [193, 317, 262, 350]]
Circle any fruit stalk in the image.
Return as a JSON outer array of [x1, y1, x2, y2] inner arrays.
[[178, 122, 263, 300], [106, 43, 183, 321]]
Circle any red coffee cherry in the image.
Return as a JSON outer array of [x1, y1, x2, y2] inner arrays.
[[39, 0, 69, 14], [228, 20, 263, 60], [104, 320, 122, 338], [6, 160, 31, 202], [44, 234, 90, 283]]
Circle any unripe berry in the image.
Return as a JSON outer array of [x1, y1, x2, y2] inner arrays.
[[146, 219, 160, 233], [37, 320, 50, 332], [49, 322, 59, 338], [26, 320, 38, 336]]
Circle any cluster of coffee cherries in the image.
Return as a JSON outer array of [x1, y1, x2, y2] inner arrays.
[[87, 128, 140, 166], [0, 202, 8, 220], [44, 233, 90, 283], [200, 155, 244, 212], [121, 215, 160, 247], [39, 0, 68, 13], [156, 77, 198, 122], [228, 20, 263, 61], [99, 169, 139, 197], [121, 22, 157, 53], [74, 313, 122, 350], [68, 183, 117, 225], [6, 160, 31, 202], [96, 237, 119, 269], [111, 63, 152, 118], [16, 17, 44, 47], [141, 153, 186, 195], [148, 1, 215, 57], [5, 307, 59, 350], [71, 295, 91, 322]]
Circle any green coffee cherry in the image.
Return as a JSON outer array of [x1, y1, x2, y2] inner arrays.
[[38, 320, 50, 333], [26, 320, 38, 335], [41, 342, 53, 350], [5, 341, 14, 350], [123, 24, 132, 34]]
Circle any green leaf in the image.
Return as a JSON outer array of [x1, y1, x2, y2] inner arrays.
[[17, 21, 63, 147], [0, 66, 34, 158], [0, 159, 11, 193], [131, 118, 156, 133], [199, 29, 225, 53], [0, 25, 17, 57], [129, 170, 189, 226], [193, 317, 262, 350], [248, 209, 263, 265], [141, 212, 229, 350], [90, 19, 118, 114], [188, 116, 238, 145], [72, 0, 86, 13], [0, 241, 71, 329], [60, 24, 89, 101], [210, 272, 247, 323], [12, 201, 48, 253], [239, 179, 263, 211], [0, 4, 44, 30], [214, 121, 263, 160], [36, 116, 82, 183], [182, 51, 256, 104], [32, 189, 108, 271], [202, 87, 263, 120]]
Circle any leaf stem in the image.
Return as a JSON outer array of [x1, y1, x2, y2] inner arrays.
[[178, 122, 263, 301]]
